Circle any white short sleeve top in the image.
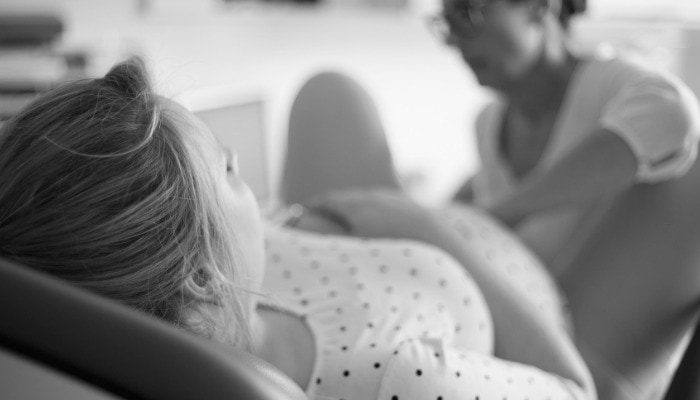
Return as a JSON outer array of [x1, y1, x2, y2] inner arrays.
[[471, 55, 700, 263], [261, 204, 587, 400], [600, 68, 700, 182]]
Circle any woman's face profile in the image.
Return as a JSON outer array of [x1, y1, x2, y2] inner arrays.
[[443, 0, 547, 90], [175, 102, 266, 292]]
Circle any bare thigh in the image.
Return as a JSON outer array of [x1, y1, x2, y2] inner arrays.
[[281, 72, 401, 206], [558, 169, 700, 399]]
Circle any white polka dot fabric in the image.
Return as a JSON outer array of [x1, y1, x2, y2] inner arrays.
[[439, 204, 571, 333], [261, 205, 582, 400]]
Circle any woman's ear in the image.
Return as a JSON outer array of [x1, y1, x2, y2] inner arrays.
[[182, 270, 222, 304]]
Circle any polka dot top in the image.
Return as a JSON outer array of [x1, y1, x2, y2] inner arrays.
[[261, 205, 587, 400]]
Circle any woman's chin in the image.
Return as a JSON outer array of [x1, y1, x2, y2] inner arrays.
[[473, 72, 509, 91], [473, 73, 497, 89]]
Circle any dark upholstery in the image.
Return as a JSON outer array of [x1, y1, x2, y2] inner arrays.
[[664, 320, 700, 400], [0, 256, 308, 400]]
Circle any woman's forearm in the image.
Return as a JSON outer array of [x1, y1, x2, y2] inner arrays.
[[488, 128, 637, 226]]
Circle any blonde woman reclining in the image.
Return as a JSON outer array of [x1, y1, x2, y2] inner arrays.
[[0, 58, 596, 400]]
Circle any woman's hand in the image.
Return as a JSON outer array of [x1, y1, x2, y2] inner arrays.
[[304, 189, 443, 243], [484, 200, 527, 228]]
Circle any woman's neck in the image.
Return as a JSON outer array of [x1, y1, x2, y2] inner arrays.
[[251, 305, 316, 390], [504, 28, 580, 119]]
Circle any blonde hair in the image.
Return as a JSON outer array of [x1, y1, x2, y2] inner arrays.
[[0, 58, 251, 348]]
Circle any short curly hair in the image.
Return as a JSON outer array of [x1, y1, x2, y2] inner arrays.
[[510, 0, 586, 28], [559, 0, 586, 28]]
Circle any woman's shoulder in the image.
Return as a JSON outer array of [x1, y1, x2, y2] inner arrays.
[[572, 53, 700, 129], [578, 52, 687, 93], [579, 51, 699, 118]]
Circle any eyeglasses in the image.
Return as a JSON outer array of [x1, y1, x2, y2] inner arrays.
[[427, 0, 497, 42]]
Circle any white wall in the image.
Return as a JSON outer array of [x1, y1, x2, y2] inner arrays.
[[4, 0, 699, 204], [5, 1, 488, 204]]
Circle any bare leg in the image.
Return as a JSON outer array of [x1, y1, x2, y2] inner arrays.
[[557, 154, 700, 399], [281, 72, 401, 207]]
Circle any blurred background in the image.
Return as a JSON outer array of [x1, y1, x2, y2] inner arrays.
[[1, 0, 700, 205]]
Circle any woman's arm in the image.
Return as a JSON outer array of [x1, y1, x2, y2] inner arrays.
[[487, 127, 638, 227], [308, 190, 597, 399]]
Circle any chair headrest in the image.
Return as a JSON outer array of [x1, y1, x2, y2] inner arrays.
[[0, 256, 308, 400]]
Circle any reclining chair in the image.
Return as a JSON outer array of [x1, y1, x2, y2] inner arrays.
[[664, 319, 700, 399], [0, 256, 308, 400]]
